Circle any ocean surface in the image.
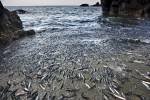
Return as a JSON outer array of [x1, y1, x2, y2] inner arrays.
[[0, 6, 150, 99]]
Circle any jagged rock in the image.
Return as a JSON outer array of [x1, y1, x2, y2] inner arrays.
[[80, 4, 89, 7], [12, 9, 29, 14], [0, 1, 35, 46], [101, 0, 150, 18], [92, 2, 101, 7]]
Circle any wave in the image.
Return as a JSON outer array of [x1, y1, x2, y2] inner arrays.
[[114, 38, 150, 44]]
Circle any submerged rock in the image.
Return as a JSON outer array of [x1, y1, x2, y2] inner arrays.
[[101, 0, 150, 18], [12, 9, 29, 14], [80, 4, 89, 7], [0, 1, 35, 46]]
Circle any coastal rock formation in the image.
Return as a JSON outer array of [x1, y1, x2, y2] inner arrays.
[[0, 1, 35, 46], [101, 0, 150, 17], [80, 4, 89, 7], [92, 2, 101, 7]]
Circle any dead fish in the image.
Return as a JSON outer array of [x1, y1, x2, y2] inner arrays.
[[41, 73, 48, 81], [15, 90, 27, 96], [42, 93, 47, 100], [31, 91, 38, 100], [112, 93, 126, 100], [66, 88, 79, 92], [133, 60, 144, 64], [142, 81, 150, 90], [81, 92, 90, 100], [60, 82, 64, 89], [24, 88, 30, 92], [85, 83, 91, 89], [28, 81, 32, 89], [40, 84, 46, 90], [49, 96, 56, 100], [8, 71, 14, 77], [78, 67, 89, 71], [135, 70, 150, 80], [103, 94, 109, 100], [25, 74, 32, 79], [1, 85, 11, 95], [78, 73, 84, 80], [61, 93, 76, 99], [109, 87, 126, 100]]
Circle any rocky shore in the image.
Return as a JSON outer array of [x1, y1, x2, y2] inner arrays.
[[101, 0, 150, 18], [0, 1, 150, 100], [0, 1, 35, 47]]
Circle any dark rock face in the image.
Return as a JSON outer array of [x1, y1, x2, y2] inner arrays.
[[101, 0, 150, 18], [92, 2, 101, 7], [0, 1, 35, 46], [12, 9, 29, 14], [80, 4, 89, 7]]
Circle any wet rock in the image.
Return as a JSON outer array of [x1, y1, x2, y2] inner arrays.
[[101, 0, 150, 18], [17, 30, 36, 38], [80, 4, 89, 7], [0, 1, 35, 46], [12, 9, 29, 14]]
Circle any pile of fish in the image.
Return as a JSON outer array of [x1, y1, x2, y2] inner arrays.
[[0, 46, 150, 100]]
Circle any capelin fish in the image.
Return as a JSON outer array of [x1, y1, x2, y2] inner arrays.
[[30, 91, 38, 100], [1, 85, 11, 95], [24, 88, 30, 92], [61, 93, 76, 99], [103, 94, 109, 100], [81, 92, 90, 100], [15, 90, 27, 96], [28, 81, 32, 89], [60, 82, 64, 89], [41, 73, 48, 81], [9, 89, 18, 98], [85, 83, 91, 89], [78, 73, 84, 80], [109, 87, 126, 100], [40, 84, 46, 90], [111, 93, 126, 100], [66, 88, 79, 92], [42, 93, 47, 100], [142, 81, 150, 90], [135, 70, 150, 80]]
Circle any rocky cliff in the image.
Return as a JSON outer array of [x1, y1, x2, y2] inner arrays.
[[0, 1, 35, 46], [101, 0, 150, 18]]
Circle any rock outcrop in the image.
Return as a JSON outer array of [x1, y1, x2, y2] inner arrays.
[[80, 4, 89, 7], [92, 2, 101, 7], [101, 0, 150, 18], [0, 1, 35, 46]]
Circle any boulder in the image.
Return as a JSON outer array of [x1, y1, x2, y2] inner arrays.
[[0, 1, 35, 46], [101, 0, 150, 18], [80, 4, 89, 7]]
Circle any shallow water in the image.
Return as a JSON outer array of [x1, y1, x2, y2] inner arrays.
[[0, 6, 150, 99]]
